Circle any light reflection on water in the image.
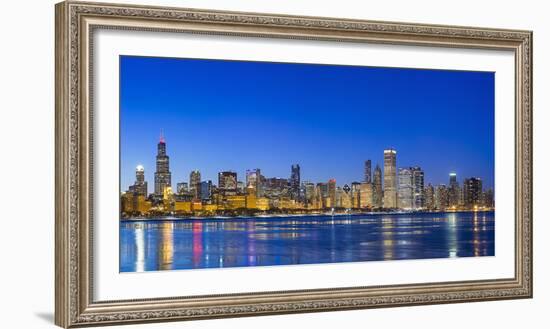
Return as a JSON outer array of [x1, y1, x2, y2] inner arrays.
[[120, 211, 495, 272]]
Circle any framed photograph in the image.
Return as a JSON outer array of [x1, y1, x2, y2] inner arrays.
[[55, 1, 532, 327]]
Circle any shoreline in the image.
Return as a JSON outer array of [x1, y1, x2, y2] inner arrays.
[[120, 209, 495, 222]]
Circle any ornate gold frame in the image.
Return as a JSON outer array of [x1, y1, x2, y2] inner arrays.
[[55, 1, 533, 327]]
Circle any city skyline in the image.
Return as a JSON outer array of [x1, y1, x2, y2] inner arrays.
[[124, 135, 492, 196], [121, 55, 495, 192]]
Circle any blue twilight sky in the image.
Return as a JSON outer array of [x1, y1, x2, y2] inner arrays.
[[120, 55, 494, 192]]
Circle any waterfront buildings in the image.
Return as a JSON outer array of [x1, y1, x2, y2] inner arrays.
[[359, 182, 374, 208], [328, 179, 337, 208], [129, 165, 148, 197], [176, 182, 188, 194], [290, 164, 301, 200], [199, 180, 212, 201], [304, 181, 315, 206], [154, 132, 171, 196], [411, 167, 425, 209], [398, 168, 414, 210], [189, 170, 201, 199], [246, 169, 262, 197], [448, 172, 460, 207], [373, 165, 383, 208], [122, 138, 495, 217], [463, 177, 483, 208], [383, 149, 397, 208], [218, 171, 238, 196], [435, 184, 449, 210], [364, 160, 372, 183], [425, 184, 435, 210]]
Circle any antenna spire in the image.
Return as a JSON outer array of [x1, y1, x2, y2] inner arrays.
[[159, 129, 165, 143]]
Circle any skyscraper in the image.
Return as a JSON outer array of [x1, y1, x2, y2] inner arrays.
[[189, 170, 201, 199], [483, 188, 495, 208], [328, 179, 336, 208], [424, 184, 435, 210], [398, 168, 414, 209], [373, 164, 383, 208], [435, 184, 448, 210], [129, 165, 148, 196], [411, 166, 425, 209], [290, 164, 301, 200], [463, 177, 483, 208], [199, 180, 212, 201], [383, 149, 397, 208], [304, 181, 315, 206], [218, 171, 238, 196], [176, 182, 188, 194], [448, 172, 460, 207], [154, 132, 171, 196], [351, 182, 362, 208], [246, 168, 262, 196], [359, 182, 374, 208], [364, 160, 372, 183]]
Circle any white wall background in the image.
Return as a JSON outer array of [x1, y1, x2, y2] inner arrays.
[[0, 0, 546, 328]]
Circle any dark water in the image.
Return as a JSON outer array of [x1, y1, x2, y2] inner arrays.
[[119, 211, 494, 272]]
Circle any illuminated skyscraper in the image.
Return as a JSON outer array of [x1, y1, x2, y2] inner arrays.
[[290, 164, 301, 200], [189, 170, 201, 199], [351, 182, 361, 208], [448, 172, 460, 207], [246, 168, 262, 196], [359, 182, 374, 208], [199, 180, 212, 201], [373, 164, 383, 208], [364, 160, 372, 183], [483, 188, 494, 208], [411, 166, 425, 209], [128, 165, 147, 197], [463, 177, 483, 208], [435, 184, 448, 210], [424, 184, 435, 209], [218, 171, 238, 196], [398, 168, 413, 209], [154, 132, 171, 196], [328, 179, 336, 208], [383, 149, 397, 208], [304, 181, 315, 206], [176, 182, 188, 194]]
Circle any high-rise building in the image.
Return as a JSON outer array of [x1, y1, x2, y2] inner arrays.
[[463, 177, 483, 208], [129, 165, 148, 197], [435, 184, 448, 210], [383, 149, 397, 208], [448, 172, 460, 207], [335, 187, 343, 207], [290, 164, 301, 200], [189, 170, 201, 199], [154, 132, 171, 196], [484, 188, 495, 208], [373, 164, 383, 208], [341, 185, 352, 208], [364, 160, 372, 183], [304, 181, 315, 206], [218, 171, 238, 196], [199, 180, 212, 201], [246, 169, 262, 196], [398, 168, 414, 209], [351, 182, 362, 208], [411, 166, 425, 209], [176, 182, 188, 194], [359, 182, 374, 208], [425, 184, 435, 210], [237, 181, 245, 194], [328, 179, 336, 208]]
